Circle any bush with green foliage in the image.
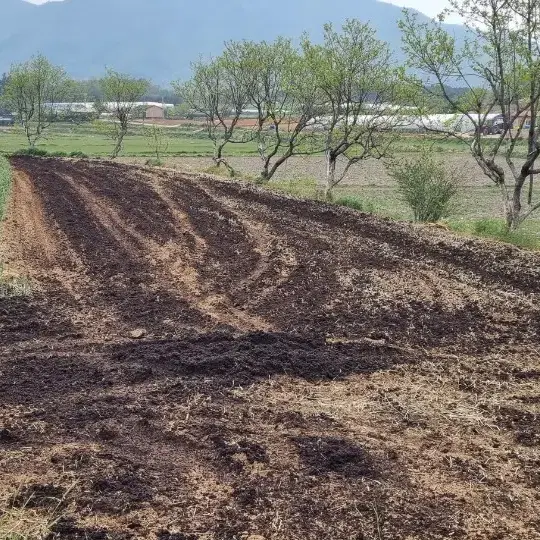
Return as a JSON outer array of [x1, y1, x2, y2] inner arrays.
[[144, 124, 168, 164], [388, 151, 458, 222]]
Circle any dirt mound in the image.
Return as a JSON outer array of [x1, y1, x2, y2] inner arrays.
[[1, 157, 539, 539]]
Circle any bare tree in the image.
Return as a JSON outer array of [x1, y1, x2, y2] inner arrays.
[[99, 69, 149, 158], [173, 56, 250, 175], [400, 0, 540, 229], [2, 54, 73, 148], [302, 20, 410, 200], [144, 123, 169, 165], [224, 39, 324, 182]]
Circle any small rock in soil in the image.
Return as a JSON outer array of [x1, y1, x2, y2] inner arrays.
[[129, 328, 146, 339]]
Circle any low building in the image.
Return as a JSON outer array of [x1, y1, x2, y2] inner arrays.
[[145, 105, 165, 120]]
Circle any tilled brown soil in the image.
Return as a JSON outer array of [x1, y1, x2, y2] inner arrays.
[[1, 157, 539, 540]]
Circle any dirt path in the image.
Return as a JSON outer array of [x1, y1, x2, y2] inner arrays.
[[1, 157, 539, 540]]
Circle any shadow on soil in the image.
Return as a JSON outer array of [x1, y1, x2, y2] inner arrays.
[[0, 332, 468, 540], [0, 332, 411, 408]]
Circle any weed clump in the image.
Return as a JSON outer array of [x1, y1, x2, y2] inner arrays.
[[11, 149, 88, 159], [447, 218, 540, 250], [145, 158, 164, 167], [69, 151, 88, 158], [473, 218, 540, 249], [0, 276, 32, 298], [12, 148, 49, 157], [335, 195, 376, 213], [203, 164, 237, 178]]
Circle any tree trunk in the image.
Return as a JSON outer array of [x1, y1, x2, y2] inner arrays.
[[213, 142, 223, 165], [25, 127, 34, 148], [505, 180, 524, 230], [257, 157, 273, 184], [111, 130, 126, 159], [262, 150, 294, 183], [324, 152, 337, 201], [213, 145, 235, 177], [111, 139, 122, 159], [258, 168, 270, 184]]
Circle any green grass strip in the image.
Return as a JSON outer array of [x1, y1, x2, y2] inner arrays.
[[0, 156, 12, 221], [448, 218, 540, 250]]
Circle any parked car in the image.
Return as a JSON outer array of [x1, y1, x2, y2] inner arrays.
[[0, 115, 15, 127], [478, 118, 505, 135]]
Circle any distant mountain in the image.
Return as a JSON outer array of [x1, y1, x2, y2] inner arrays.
[[0, 0, 467, 84]]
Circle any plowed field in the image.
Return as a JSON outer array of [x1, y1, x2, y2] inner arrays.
[[1, 157, 539, 540]]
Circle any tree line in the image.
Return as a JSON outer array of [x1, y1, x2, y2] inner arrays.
[[173, 21, 413, 200], [3, 0, 540, 229]]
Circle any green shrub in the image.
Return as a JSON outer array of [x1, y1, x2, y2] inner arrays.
[[0, 157, 12, 221], [12, 148, 49, 157], [388, 150, 458, 222], [12, 148, 88, 159], [335, 196, 375, 213]]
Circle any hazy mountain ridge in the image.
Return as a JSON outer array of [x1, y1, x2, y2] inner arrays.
[[1, 0, 466, 83]]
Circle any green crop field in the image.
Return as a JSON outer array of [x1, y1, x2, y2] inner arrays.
[[0, 123, 261, 157], [0, 122, 494, 158]]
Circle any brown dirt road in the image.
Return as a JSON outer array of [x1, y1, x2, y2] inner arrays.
[[1, 157, 539, 539]]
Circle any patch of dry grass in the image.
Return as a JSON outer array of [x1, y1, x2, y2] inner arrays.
[[0, 274, 31, 298], [0, 480, 77, 539], [0, 506, 55, 540]]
